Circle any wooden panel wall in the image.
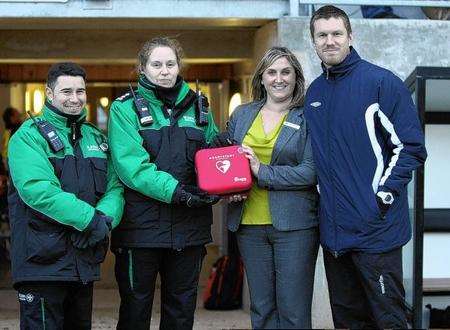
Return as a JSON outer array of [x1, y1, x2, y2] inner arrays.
[[0, 64, 233, 83]]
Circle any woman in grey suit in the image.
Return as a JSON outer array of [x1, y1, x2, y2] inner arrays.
[[226, 47, 319, 329]]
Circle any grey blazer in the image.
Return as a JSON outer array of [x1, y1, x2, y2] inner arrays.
[[227, 100, 318, 232]]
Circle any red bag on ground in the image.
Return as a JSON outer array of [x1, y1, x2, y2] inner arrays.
[[203, 255, 244, 310], [195, 145, 252, 196]]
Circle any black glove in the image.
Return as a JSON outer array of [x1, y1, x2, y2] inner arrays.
[[210, 132, 234, 148], [376, 190, 395, 219], [71, 212, 112, 249], [171, 184, 220, 208]]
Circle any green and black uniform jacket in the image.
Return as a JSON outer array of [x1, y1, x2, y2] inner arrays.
[[108, 76, 218, 250], [8, 102, 124, 286]]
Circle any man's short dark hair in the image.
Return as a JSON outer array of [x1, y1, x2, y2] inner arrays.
[[47, 62, 86, 90], [3, 107, 18, 129], [310, 5, 352, 38]]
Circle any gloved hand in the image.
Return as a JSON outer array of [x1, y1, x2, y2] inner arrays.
[[171, 184, 220, 208], [71, 212, 113, 249], [376, 190, 395, 219], [210, 132, 234, 148]]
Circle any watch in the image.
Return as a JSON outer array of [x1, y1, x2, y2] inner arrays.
[[376, 191, 394, 205]]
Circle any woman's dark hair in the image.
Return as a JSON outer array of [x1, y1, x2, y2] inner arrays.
[[251, 46, 306, 109]]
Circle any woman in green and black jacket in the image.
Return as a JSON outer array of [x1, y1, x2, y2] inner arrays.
[[108, 37, 219, 330]]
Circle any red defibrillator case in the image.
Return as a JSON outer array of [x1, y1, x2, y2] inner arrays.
[[195, 145, 252, 196]]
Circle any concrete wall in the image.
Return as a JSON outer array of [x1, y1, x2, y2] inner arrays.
[[0, 0, 289, 19], [277, 18, 450, 84], [253, 21, 279, 69]]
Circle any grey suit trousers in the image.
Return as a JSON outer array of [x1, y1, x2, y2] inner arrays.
[[237, 225, 319, 329]]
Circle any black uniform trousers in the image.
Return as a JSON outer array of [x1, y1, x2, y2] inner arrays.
[[114, 245, 206, 330], [324, 247, 408, 329], [17, 281, 93, 330]]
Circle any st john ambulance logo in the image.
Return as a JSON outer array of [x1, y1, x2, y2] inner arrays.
[[18, 293, 34, 303]]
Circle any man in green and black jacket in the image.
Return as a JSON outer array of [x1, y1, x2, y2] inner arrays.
[[8, 62, 124, 330]]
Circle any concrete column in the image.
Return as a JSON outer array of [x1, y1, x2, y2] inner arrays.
[[253, 21, 279, 68], [312, 248, 334, 328]]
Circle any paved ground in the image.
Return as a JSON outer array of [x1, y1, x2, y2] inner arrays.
[[0, 248, 334, 329], [0, 244, 253, 329], [0, 287, 252, 330]]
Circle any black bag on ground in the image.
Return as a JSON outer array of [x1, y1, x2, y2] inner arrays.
[[426, 304, 450, 328], [203, 254, 244, 310]]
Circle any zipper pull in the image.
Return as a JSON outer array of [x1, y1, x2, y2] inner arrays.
[[71, 122, 77, 143]]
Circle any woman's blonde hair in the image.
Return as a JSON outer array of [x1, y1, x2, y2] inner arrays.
[[251, 46, 305, 109]]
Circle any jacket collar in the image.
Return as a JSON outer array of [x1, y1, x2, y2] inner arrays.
[[233, 100, 304, 163], [322, 46, 361, 79], [137, 74, 190, 107], [42, 100, 86, 129], [234, 100, 304, 142], [271, 106, 304, 163], [234, 100, 264, 144]]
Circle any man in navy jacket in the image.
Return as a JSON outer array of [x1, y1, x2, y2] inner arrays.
[[304, 5, 427, 329]]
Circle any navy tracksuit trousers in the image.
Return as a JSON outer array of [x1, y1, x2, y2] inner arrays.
[[324, 247, 408, 329]]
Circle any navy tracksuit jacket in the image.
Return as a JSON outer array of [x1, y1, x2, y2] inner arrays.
[[305, 48, 427, 256]]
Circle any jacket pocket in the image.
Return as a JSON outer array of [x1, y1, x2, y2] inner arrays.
[[193, 205, 214, 225], [185, 128, 206, 164], [371, 193, 382, 220], [140, 129, 162, 161], [271, 190, 318, 230], [121, 188, 160, 229], [26, 226, 66, 264], [90, 158, 107, 195]]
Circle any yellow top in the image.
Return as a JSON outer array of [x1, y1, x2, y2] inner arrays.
[[241, 111, 287, 225]]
